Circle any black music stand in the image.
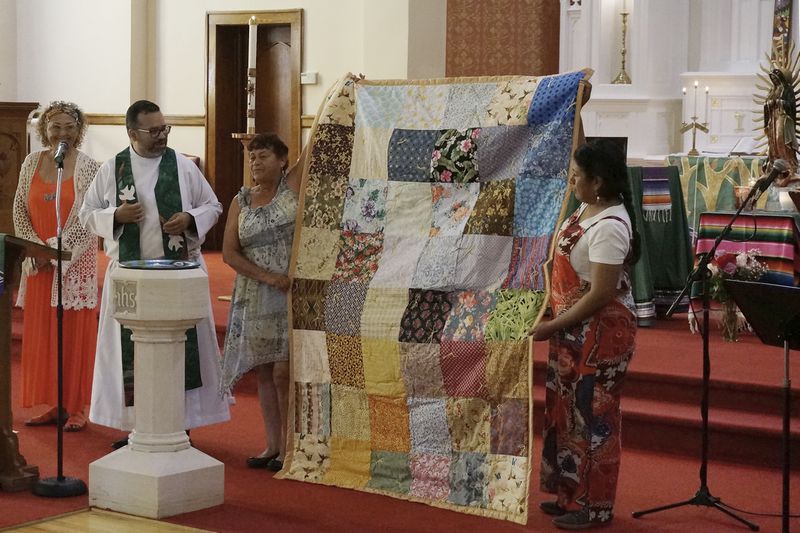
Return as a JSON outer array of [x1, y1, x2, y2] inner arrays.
[[725, 280, 799, 533], [632, 182, 771, 530]]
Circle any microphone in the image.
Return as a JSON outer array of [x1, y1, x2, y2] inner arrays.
[[750, 158, 789, 206], [53, 141, 68, 166]]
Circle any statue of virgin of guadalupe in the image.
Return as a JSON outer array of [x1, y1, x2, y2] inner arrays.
[[763, 68, 799, 179]]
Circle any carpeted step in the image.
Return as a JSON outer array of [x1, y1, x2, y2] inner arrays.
[[619, 395, 800, 469], [623, 371, 800, 418], [533, 359, 799, 419], [530, 377, 800, 470]]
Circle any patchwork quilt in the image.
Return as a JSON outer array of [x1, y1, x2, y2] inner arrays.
[[279, 71, 592, 523]]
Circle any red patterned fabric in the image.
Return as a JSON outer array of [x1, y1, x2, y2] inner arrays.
[[439, 340, 487, 397], [540, 210, 636, 525]]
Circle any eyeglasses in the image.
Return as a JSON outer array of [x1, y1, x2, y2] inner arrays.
[[134, 125, 172, 138]]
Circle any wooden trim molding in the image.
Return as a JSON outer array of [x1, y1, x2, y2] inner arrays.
[[87, 114, 312, 128], [86, 114, 205, 126]]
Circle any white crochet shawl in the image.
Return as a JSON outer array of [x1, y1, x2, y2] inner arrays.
[[13, 150, 99, 310]]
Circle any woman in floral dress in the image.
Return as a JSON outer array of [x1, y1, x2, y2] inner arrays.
[[529, 139, 640, 530], [221, 133, 302, 471]]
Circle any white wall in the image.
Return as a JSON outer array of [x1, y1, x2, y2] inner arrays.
[[0, 0, 17, 100], [362, 1, 408, 79], [16, 0, 136, 112], [407, 0, 447, 79], [692, 0, 774, 73], [9, 0, 422, 163]]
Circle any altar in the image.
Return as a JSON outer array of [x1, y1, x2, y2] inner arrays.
[[667, 155, 766, 238]]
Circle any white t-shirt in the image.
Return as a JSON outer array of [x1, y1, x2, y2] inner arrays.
[[566, 203, 632, 283]]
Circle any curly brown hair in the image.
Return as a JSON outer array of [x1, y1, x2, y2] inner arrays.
[[36, 101, 88, 148]]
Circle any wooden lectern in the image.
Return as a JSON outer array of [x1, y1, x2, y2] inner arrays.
[[0, 234, 69, 491]]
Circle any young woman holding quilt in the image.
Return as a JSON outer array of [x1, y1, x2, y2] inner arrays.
[[529, 138, 639, 530]]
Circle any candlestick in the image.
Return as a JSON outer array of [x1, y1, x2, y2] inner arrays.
[[704, 86, 709, 124], [681, 82, 709, 156], [611, 8, 631, 84]]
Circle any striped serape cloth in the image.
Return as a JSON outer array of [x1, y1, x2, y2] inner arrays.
[[695, 212, 800, 286], [641, 167, 672, 222]]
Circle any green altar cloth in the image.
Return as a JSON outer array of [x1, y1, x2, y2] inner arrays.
[[666, 155, 766, 237], [626, 167, 655, 322], [639, 167, 694, 313]]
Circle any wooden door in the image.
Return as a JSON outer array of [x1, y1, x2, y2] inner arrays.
[[205, 11, 302, 249]]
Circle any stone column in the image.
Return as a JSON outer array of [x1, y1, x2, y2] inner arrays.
[[89, 266, 224, 519]]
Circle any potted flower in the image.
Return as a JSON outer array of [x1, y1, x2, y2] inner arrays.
[[707, 249, 767, 341]]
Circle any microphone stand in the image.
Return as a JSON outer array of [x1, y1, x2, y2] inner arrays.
[[631, 178, 763, 530], [32, 151, 87, 498]]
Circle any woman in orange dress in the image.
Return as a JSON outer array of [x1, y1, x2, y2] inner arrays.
[[13, 101, 99, 431]]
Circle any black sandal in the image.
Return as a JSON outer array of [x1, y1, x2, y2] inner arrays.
[[266, 458, 283, 472], [540, 500, 566, 516], [246, 453, 279, 469]]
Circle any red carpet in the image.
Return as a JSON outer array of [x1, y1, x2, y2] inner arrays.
[[3, 394, 798, 532], [2, 252, 798, 531]]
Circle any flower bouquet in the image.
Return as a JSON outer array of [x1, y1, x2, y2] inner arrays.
[[705, 249, 768, 341]]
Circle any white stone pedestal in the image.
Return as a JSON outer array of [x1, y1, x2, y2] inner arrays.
[[89, 266, 224, 519]]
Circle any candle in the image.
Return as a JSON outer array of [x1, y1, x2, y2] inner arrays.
[[704, 86, 710, 124], [693, 80, 699, 119], [682, 87, 687, 122], [248, 16, 257, 70], [247, 15, 257, 134]]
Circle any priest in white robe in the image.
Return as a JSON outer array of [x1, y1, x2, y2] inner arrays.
[[79, 100, 230, 433]]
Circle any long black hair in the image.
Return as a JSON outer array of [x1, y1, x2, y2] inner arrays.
[[573, 138, 641, 264]]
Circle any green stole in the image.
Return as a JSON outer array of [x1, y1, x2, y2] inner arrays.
[[115, 147, 201, 407]]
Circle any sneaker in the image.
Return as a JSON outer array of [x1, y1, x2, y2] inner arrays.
[[539, 500, 566, 516], [553, 508, 610, 530]]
